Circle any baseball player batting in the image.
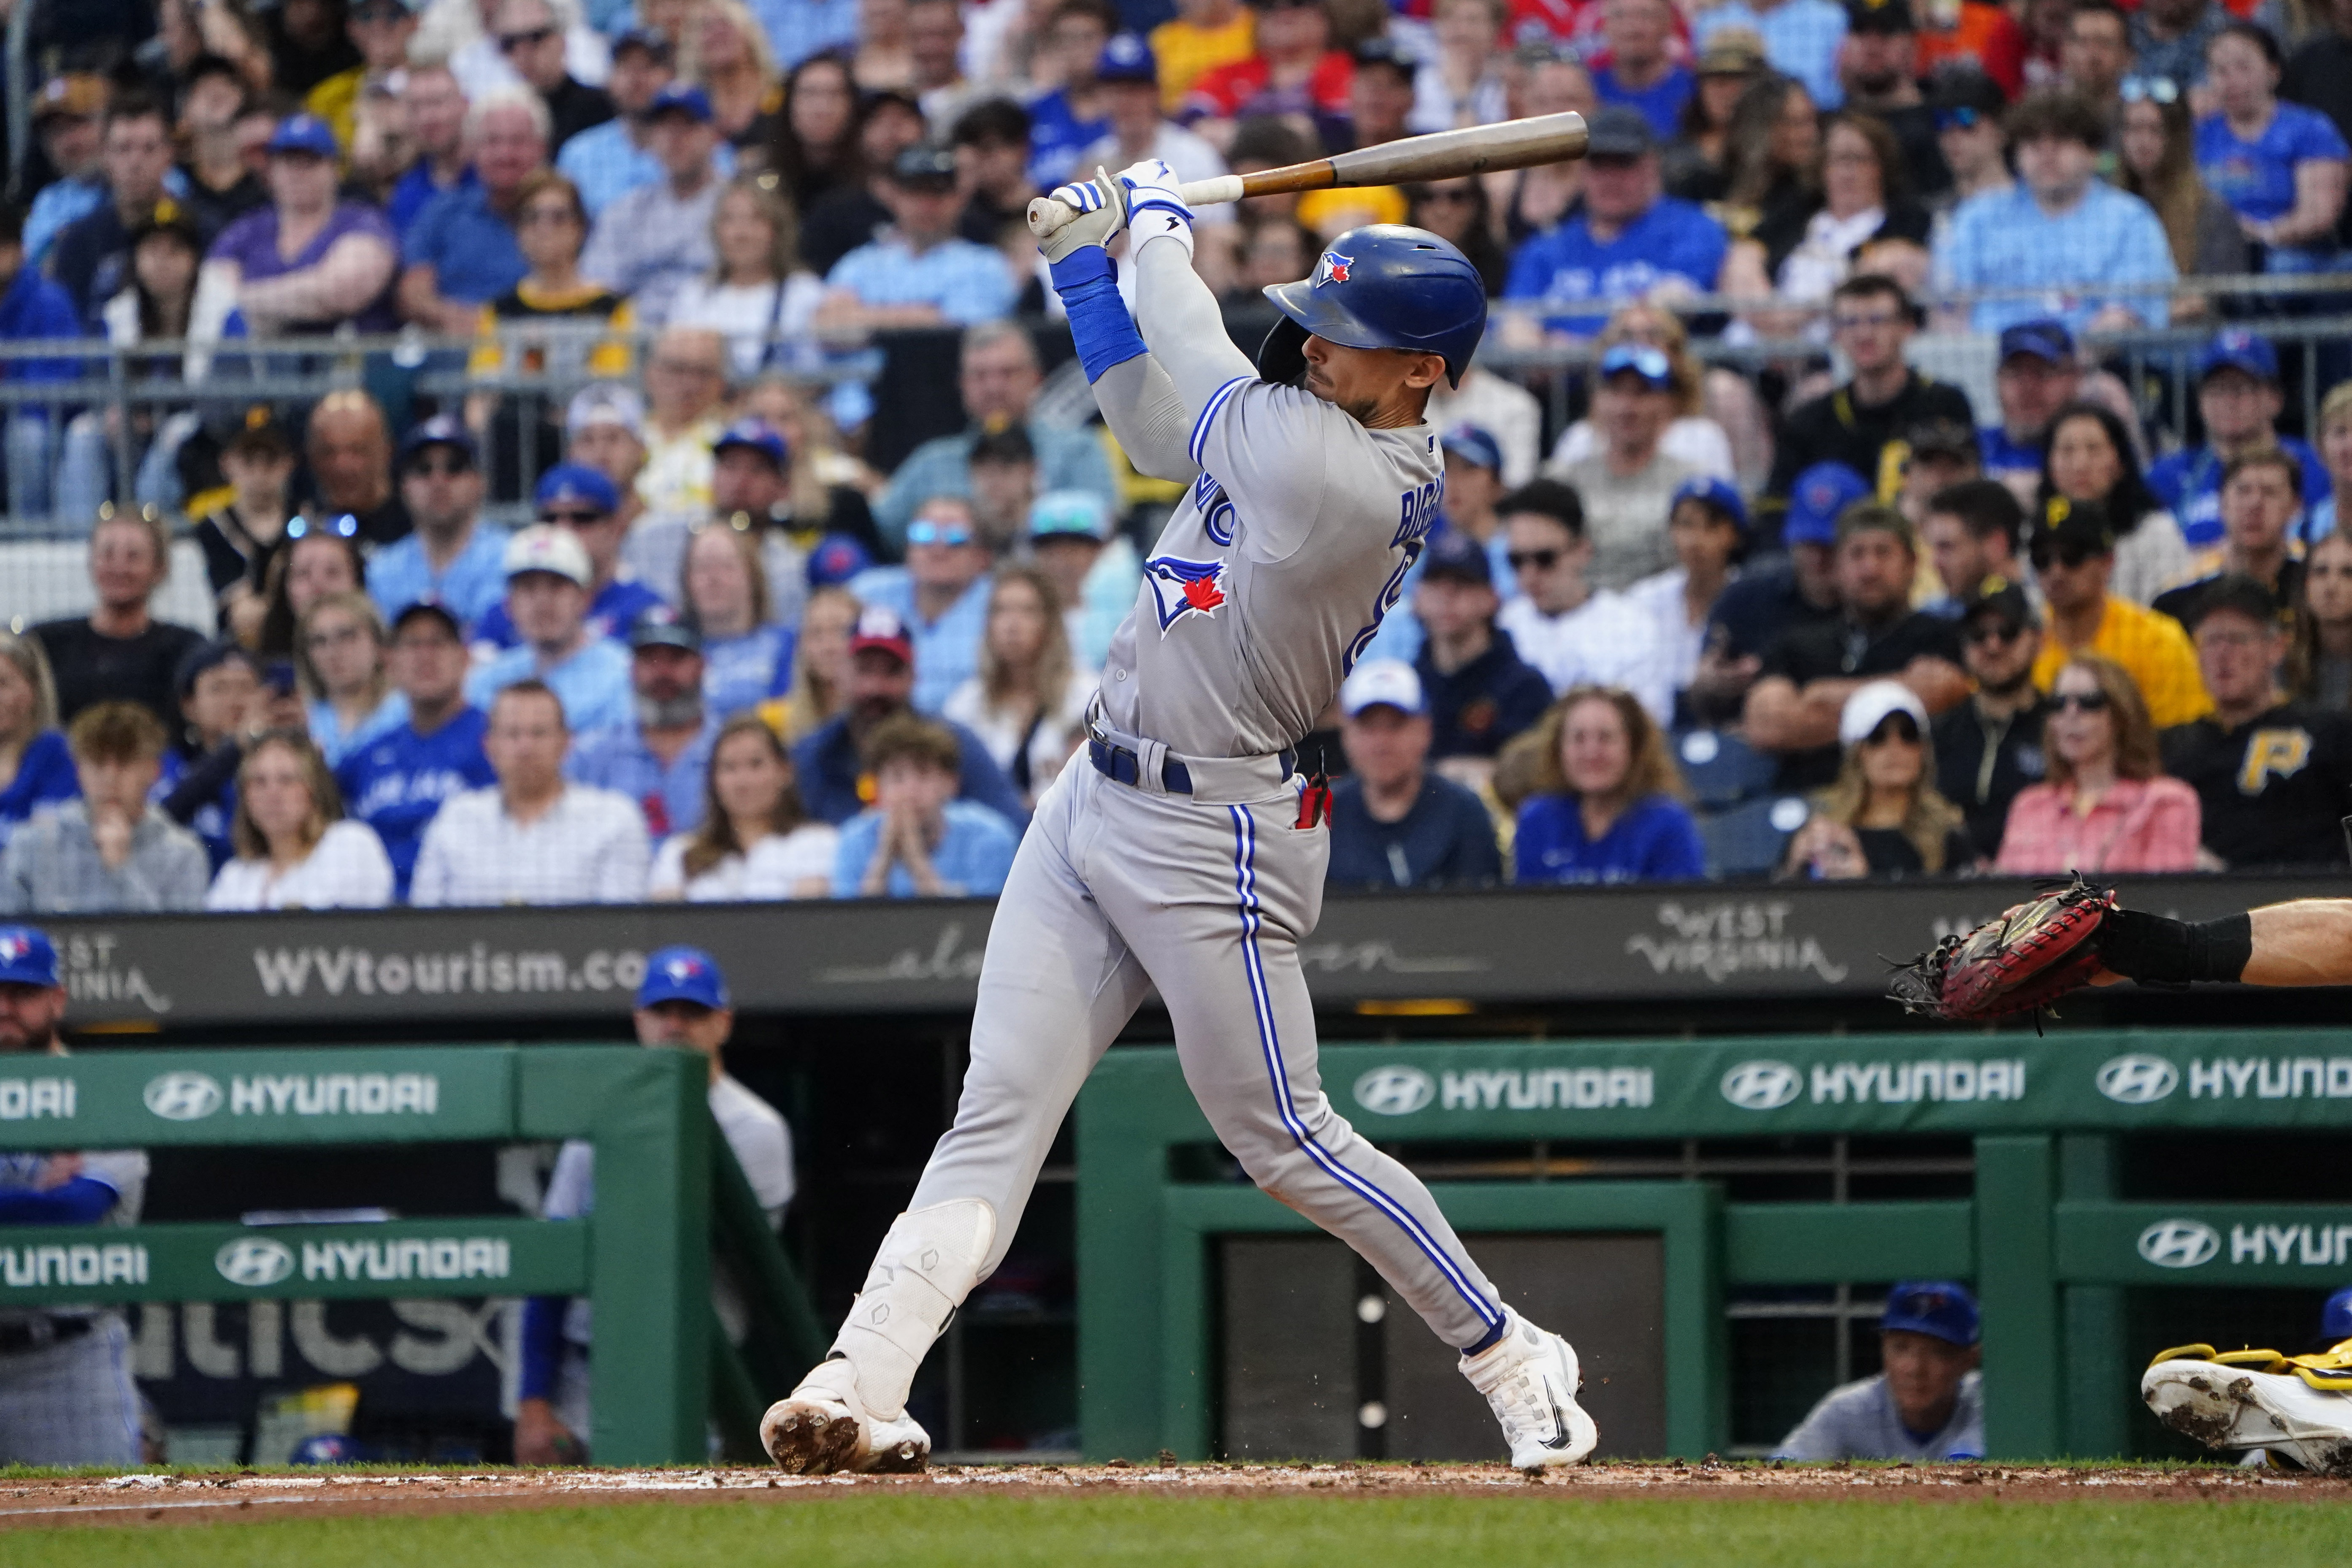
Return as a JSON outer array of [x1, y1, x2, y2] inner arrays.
[[761, 162, 1597, 1475]]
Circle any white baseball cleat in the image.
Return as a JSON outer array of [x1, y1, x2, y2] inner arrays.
[[760, 1355, 932, 1475], [1460, 1309, 1598, 1471], [2142, 1342, 2352, 1475]]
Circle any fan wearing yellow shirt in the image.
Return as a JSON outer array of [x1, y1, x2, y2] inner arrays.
[[1295, 38, 1419, 236], [2027, 496, 2214, 729], [1150, 0, 1255, 110]]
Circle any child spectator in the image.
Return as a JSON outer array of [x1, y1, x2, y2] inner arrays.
[[942, 566, 1096, 810], [158, 640, 271, 871], [334, 600, 496, 902], [649, 712, 839, 899], [1995, 652, 2201, 872], [0, 702, 209, 913], [191, 410, 296, 646], [831, 714, 1018, 896], [1782, 681, 1973, 878], [1510, 685, 1705, 884], [204, 729, 394, 909], [0, 634, 77, 855], [1324, 660, 1502, 890]]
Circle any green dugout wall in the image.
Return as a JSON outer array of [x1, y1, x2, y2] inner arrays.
[[1075, 1029, 2352, 1462]]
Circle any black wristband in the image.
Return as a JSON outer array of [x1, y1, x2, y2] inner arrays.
[[2097, 908, 2253, 985]]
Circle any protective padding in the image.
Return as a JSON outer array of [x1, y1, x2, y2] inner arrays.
[[830, 1198, 998, 1418]]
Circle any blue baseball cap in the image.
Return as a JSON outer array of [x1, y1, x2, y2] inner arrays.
[[1881, 1280, 1980, 1347], [611, 24, 673, 59], [1599, 342, 1673, 389], [400, 413, 478, 463], [1784, 461, 1871, 546], [1440, 424, 1503, 474], [638, 945, 729, 1010], [2323, 1285, 2352, 1343], [0, 926, 60, 988], [1997, 318, 2074, 366], [712, 417, 789, 469], [267, 113, 341, 158], [645, 83, 715, 123], [1097, 31, 1158, 83], [1419, 528, 1493, 586], [807, 533, 872, 587], [2199, 328, 2278, 385], [1671, 474, 1749, 534], [534, 461, 619, 516]]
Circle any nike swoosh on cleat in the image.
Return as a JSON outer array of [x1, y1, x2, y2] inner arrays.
[[1540, 1396, 1573, 1450]]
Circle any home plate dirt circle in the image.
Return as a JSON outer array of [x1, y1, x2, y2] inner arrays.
[[2, 1462, 2343, 1528]]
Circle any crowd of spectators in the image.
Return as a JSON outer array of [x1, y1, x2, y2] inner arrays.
[[6, 0, 2352, 911]]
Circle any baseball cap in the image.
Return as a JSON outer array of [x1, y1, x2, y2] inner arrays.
[[611, 24, 674, 60], [2178, 571, 2279, 633], [533, 461, 619, 516], [1697, 28, 1766, 74], [1960, 574, 2033, 635], [224, 402, 293, 458], [133, 196, 203, 249], [1930, 65, 2006, 119], [0, 926, 60, 988], [850, 604, 916, 665], [567, 382, 645, 440], [175, 637, 260, 698], [638, 945, 729, 1010], [629, 603, 703, 653], [1670, 474, 1749, 534], [392, 598, 465, 638], [1881, 1280, 1981, 1347], [1029, 489, 1110, 541], [1997, 319, 2075, 367], [1839, 679, 1930, 747], [2322, 1285, 2352, 1343], [645, 83, 714, 123], [712, 417, 789, 469], [1904, 415, 1978, 462], [268, 113, 341, 158], [1784, 462, 1871, 546], [1097, 31, 1158, 83], [503, 523, 594, 587], [1419, 529, 1494, 586], [2198, 328, 2279, 385], [1583, 106, 1656, 160], [400, 413, 478, 464], [889, 142, 961, 186], [1600, 343, 1673, 389], [1352, 35, 1420, 76], [2030, 494, 2117, 556], [1340, 658, 1425, 717], [1846, 0, 1916, 33], [1440, 425, 1503, 474], [32, 73, 106, 123], [807, 533, 873, 587]]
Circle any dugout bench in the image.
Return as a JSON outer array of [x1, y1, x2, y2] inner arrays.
[[0, 1044, 828, 1464], [1075, 1029, 2352, 1462]]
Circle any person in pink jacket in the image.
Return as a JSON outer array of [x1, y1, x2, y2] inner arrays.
[[1995, 653, 2201, 874]]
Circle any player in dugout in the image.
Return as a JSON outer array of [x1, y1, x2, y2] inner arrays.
[[1774, 1282, 1984, 1462], [514, 945, 791, 1463]]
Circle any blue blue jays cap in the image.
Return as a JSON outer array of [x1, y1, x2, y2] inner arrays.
[[1784, 461, 1871, 546], [400, 413, 478, 463], [1097, 31, 1158, 82], [629, 604, 702, 653], [1440, 424, 1503, 474], [1672, 474, 1749, 534], [1420, 528, 1493, 585], [638, 945, 729, 1010], [713, 417, 789, 469], [2199, 328, 2279, 385], [267, 113, 341, 158], [646, 83, 715, 123], [0, 926, 60, 988], [807, 532, 873, 587], [2324, 1286, 2352, 1343], [533, 461, 619, 516], [1882, 1280, 1980, 1347], [1997, 318, 2074, 366]]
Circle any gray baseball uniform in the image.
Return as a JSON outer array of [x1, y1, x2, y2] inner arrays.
[[0, 1147, 148, 1465], [902, 231, 1505, 1354]]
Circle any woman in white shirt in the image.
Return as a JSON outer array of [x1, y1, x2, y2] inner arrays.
[[298, 591, 407, 767], [665, 174, 826, 381], [205, 731, 395, 910], [649, 713, 838, 900], [942, 565, 1096, 809]]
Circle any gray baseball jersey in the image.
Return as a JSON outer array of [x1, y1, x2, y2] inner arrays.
[[1101, 382, 1445, 758]]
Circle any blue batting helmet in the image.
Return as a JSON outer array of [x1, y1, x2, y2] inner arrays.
[[1258, 225, 1487, 390]]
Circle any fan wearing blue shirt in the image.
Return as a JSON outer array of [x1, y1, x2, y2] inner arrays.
[[1513, 686, 1706, 884], [1324, 661, 1503, 891], [463, 524, 634, 736], [471, 464, 667, 652], [1592, 0, 1697, 140], [831, 714, 1019, 897], [2194, 23, 2350, 272], [2145, 332, 2329, 549], [367, 418, 513, 632], [1502, 107, 1728, 336], [335, 601, 497, 901]]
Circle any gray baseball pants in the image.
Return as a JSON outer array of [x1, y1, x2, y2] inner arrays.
[[0, 1313, 143, 1465], [910, 758, 1504, 1351]]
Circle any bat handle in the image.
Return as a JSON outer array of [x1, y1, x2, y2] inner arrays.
[[1024, 174, 1247, 239]]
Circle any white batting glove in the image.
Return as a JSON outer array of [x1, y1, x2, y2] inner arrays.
[[1039, 170, 1124, 263], [1117, 158, 1194, 261]]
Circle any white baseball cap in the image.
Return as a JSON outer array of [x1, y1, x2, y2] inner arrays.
[[504, 524, 594, 588], [566, 381, 646, 441], [1838, 680, 1930, 747], [1341, 658, 1424, 717]]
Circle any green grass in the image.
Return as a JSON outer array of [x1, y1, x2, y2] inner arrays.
[[8, 1492, 2352, 1568]]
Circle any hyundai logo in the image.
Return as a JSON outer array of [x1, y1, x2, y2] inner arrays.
[[214, 1237, 295, 1288], [143, 1071, 223, 1121], [2098, 1054, 2179, 1105], [1353, 1066, 1434, 1117], [2138, 1219, 2220, 1270], [1720, 1061, 1801, 1111]]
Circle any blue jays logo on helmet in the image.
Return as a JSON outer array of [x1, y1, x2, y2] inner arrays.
[[1313, 251, 1353, 287], [1143, 555, 1229, 633], [663, 955, 703, 983], [0, 935, 24, 965]]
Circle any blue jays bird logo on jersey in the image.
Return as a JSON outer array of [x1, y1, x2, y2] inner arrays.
[[1143, 555, 1229, 634], [1313, 251, 1353, 287]]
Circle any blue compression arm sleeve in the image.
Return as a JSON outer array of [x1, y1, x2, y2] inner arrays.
[[1049, 249, 1146, 384], [0, 1177, 117, 1224], [519, 1296, 566, 1400]]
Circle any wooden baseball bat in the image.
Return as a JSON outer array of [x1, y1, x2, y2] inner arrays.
[[1025, 111, 1589, 238]]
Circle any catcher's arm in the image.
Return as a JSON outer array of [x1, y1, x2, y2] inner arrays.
[[2102, 898, 2352, 988]]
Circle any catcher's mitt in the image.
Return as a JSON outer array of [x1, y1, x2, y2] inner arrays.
[[1886, 874, 2118, 1021]]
